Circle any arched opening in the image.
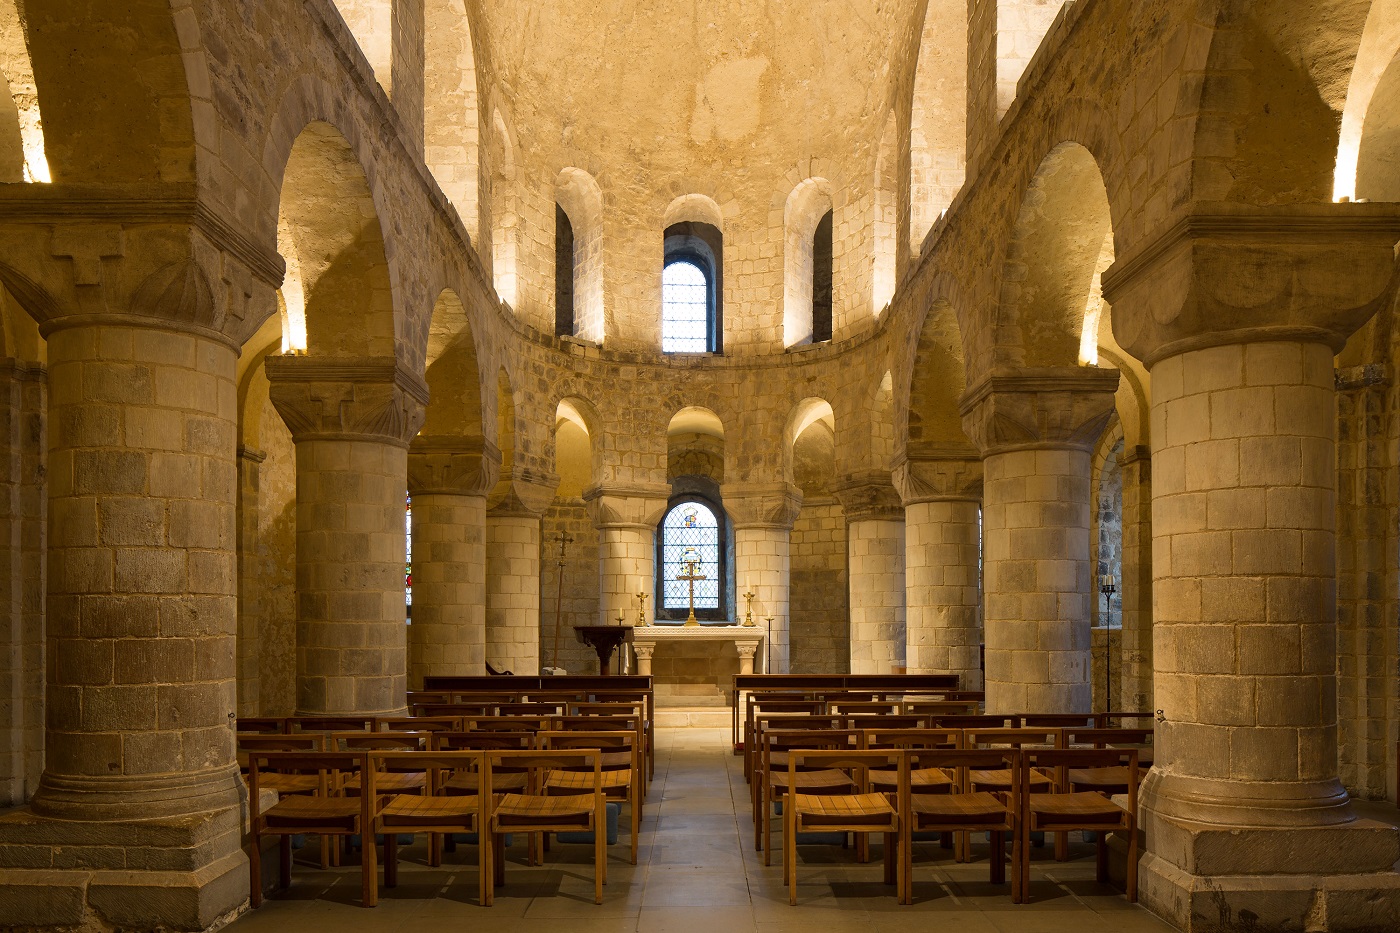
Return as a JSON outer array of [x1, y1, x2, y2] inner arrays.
[[424, 0, 480, 233], [662, 220, 722, 354], [555, 167, 605, 343], [909, 0, 967, 251], [783, 178, 834, 348], [872, 111, 898, 316], [789, 406, 847, 673], [0, 2, 47, 182], [542, 397, 601, 673], [659, 407, 730, 623], [490, 110, 520, 309], [1355, 49, 1400, 201]]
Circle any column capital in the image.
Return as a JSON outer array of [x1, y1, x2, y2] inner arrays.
[[488, 468, 559, 517], [266, 354, 428, 447], [892, 448, 983, 505], [831, 471, 904, 523], [0, 189, 282, 349], [959, 367, 1119, 457], [718, 482, 803, 530], [581, 482, 671, 529], [408, 436, 501, 497], [1102, 202, 1400, 368]]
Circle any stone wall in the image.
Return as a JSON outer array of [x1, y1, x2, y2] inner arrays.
[[539, 499, 601, 674], [789, 499, 848, 674], [1090, 626, 1123, 714]]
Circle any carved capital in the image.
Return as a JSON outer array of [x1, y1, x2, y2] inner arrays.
[[266, 355, 428, 447], [718, 482, 803, 530], [831, 471, 904, 523], [631, 643, 656, 660], [488, 468, 560, 517], [1102, 203, 1400, 367], [408, 436, 501, 496], [892, 450, 983, 505], [960, 367, 1119, 457], [0, 187, 283, 348], [582, 483, 672, 529]]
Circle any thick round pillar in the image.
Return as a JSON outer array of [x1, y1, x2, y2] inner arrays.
[[37, 324, 241, 821], [486, 510, 542, 673], [904, 498, 982, 685], [834, 474, 906, 675], [598, 523, 655, 625], [268, 357, 426, 717], [409, 492, 487, 684], [723, 484, 802, 675]]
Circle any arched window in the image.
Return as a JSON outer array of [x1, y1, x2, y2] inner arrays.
[[555, 204, 575, 337], [656, 497, 727, 622], [812, 209, 833, 343], [662, 221, 722, 353]]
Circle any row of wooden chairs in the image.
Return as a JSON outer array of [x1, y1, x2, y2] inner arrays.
[[775, 746, 1140, 905], [246, 747, 613, 908]]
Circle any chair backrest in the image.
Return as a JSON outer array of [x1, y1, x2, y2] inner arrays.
[[860, 727, 962, 750], [378, 716, 461, 732], [762, 728, 861, 757], [246, 750, 369, 811], [1022, 747, 1141, 807], [497, 701, 567, 717], [906, 746, 1018, 774], [406, 691, 453, 707], [553, 714, 641, 732], [901, 700, 979, 716], [418, 703, 500, 718], [370, 750, 481, 796], [1021, 713, 1098, 728], [464, 715, 551, 733], [289, 716, 375, 733], [786, 748, 905, 792], [236, 717, 287, 734], [572, 701, 644, 717], [932, 714, 1022, 729], [826, 700, 901, 715], [1061, 727, 1153, 749], [844, 713, 928, 730], [237, 733, 322, 769], [333, 731, 427, 750], [432, 731, 535, 752], [1100, 711, 1156, 728], [483, 748, 602, 795], [962, 727, 1062, 749]]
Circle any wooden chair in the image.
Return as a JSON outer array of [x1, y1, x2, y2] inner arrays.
[[750, 714, 847, 823], [540, 729, 642, 864], [370, 750, 486, 903], [237, 717, 287, 734], [931, 713, 1023, 729], [743, 700, 825, 779], [962, 728, 1061, 860], [1060, 728, 1154, 782], [784, 749, 905, 906], [757, 728, 860, 862], [464, 714, 552, 734], [900, 748, 1022, 903], [1021, 713, 1098, 729], [571, 701, 652, 781], [238, 735, 333, 868], [902, 700, 980, 717], [482, 749, 607, 906], [333, 732, 429, 798], [1020, 748, 1139, 902], [826, 699, 902, 716], [289, 716, 376, 733], [553, 713, 650, 791], [247, 751, 376, 907], [860, 728, 962, 797], [377, 716, 462, 733]]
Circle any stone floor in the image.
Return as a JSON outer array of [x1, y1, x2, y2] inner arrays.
[[227, 726, 1180, 933]]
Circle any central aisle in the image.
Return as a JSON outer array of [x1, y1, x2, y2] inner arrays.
[[229, 725, 1178, 932]]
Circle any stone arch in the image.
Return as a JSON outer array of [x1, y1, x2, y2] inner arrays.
[[872, 111, 899, 316], [421, 289, 484, 440], [490, 108, 521, 308], [785, 398, 836, 485], [0, 2, 41, 183], [276, 121, 397, 358], [1335, 0, 1400, 201], [21, 0, 195, 184], [1354, 46, 1400, 201], [494, 365, 517, 483], [667, 406, 726, 485], [663, 193, 726, 233], [909, 0, 967, 253], [995, 141, 1115, 368], [555, 167, 606, 343], [783, 178, 834, 348], [425, 0, 482, 236], [869, 371, 897, 473], [905, 296, 972, 456], [554, 397, 599, 498]]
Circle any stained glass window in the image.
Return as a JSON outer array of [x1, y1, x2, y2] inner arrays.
[[661, 260, 710, 353], [660, 501, 720, 610]]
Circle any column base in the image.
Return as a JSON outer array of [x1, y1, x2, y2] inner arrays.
[[1139, 810, 1400, 933], [0, 805, 248, 931]]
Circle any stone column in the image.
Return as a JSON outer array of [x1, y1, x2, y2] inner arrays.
[[736, 642, 759, 675], [234, 445, 265, 717], [485, 472, 557, 674], [1101, 204, 1400, 928], [1118, 445, 1153, 713], [632, 644, 655, 677], [833, 473, 907, 675], [961, 369, 1120, 714], [582, 484, 670, 627], [407, 437, 499, 687], [268, 357, 426, 717], [894, 453, 983, 688], [722, 483, 802, 674]]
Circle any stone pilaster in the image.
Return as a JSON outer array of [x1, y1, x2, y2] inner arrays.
[[961, 368, 1120, 714], [267, 356, 426, 716], [722, 483, 802, 673], [832, 472, 906, 675], [485, 471, 557, 675], [582, 483, 669, 629], [893, 451, 983, 688], [407, 436, 499, 687], [1102, 203, 1400, 931], [1118, 445, 1153, 713]]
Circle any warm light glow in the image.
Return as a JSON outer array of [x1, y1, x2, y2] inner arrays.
[[20, 117, 49, 182], [277, 214, 308, 351], [1333, 138, 1360, 203], [1078, 301, 1101, 366]]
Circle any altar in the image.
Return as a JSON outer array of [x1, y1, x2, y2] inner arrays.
[[629, 623, 765, 706]]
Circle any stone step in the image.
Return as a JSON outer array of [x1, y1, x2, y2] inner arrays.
[[655, 707, 733, 729]]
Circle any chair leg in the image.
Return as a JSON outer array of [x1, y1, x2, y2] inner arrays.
[[1096, 832, 1108, 883], [1127, 823, 1138, 903], [279, 834, 292, 891], [1011, 823, 1023, 904], [883, 832, 895, 886], [786, 807, 797, 905], [631, 794, 640, 865], [429, 831, 441, 868], [595, 813, 606, 904], [249, 831, 263, 908], [763, 793, 773, 866], [385, 833, 398, 889], [1056, 828, 1069, 861], [493, 832, 506, 888], [482, 830, 494, 907], [363, 829, 378, 908], [990, 830, 1005, 885]]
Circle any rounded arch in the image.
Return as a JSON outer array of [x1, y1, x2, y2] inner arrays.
[[783, 177, 834, 348], [555, 167, 606, 343], [425, 0, 482, 234], [0, 1, 47, 182], [1354, 47, 1400, 201], [490, 108, 520, 308], [276, 121, 397, 358], [785, 397, 836, 484], [905, 296, 971, 456], [995, 141, 1115, 368], [667, 406, 726, 484], [663, 193, 725, 233], [869, 371, 896, 472], [494, 365, 517, 479], [554, 397, 597, 498], [420, 289, 484, 439], [872, 110, 899, 316], [909, 0, 967, 252]]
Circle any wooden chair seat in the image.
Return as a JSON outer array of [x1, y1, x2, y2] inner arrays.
[[871, 767, 951, 791], [543, 768, 632, 793], [792, 791, 897, 827], [493, 791, 595, 828], [345, 771, 426, 793], [444, 771, 526, 794], [910, 791, 1009, 825], [770, 768, 855, 791], [254, 773, 321, 795], [970, 767, 1050, 789], [262, 795, 362, 831], [379, 795, 479, 828], [1067, 765, 1141, 794], [1029, 791, 1127, 826]]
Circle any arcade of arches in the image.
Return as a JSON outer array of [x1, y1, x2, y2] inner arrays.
[[0, 1, 1399, 930]]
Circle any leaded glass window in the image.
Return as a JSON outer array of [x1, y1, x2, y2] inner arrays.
[[661, 260, 710, 353], [660, 500, 720, 611]]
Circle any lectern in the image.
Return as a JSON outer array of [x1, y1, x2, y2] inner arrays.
[[573, 625, 632, 675]]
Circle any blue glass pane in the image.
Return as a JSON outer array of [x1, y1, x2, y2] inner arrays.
[[660, 501, 720, 609], [662, 260, 710, 353]]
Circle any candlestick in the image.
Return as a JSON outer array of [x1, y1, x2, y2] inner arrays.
[[743, 590, 756, 627], [636, 591, 648, 627]]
